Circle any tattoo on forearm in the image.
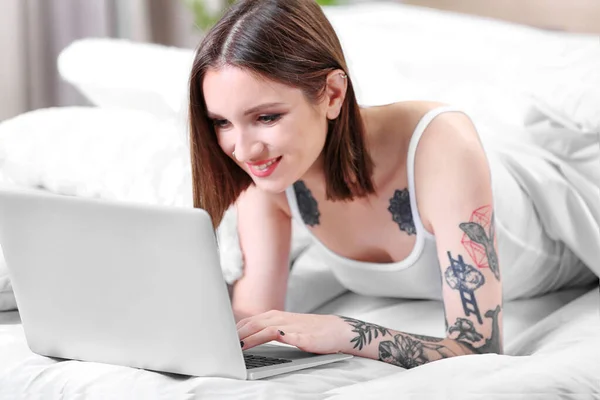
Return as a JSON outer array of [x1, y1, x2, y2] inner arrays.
[[294, 180, 320, 226], [448, 305, 502, 355], [476, 306, 502, 354], [388, 188, 416, 235], [379, 334, 457, 369], [460, 206, 500, 281], [407, 333, 444, 343], [448, 318, 483, 342], [444, 251, 485, 324], [340, 316, 390, 350], [378, 305, 502, 368]]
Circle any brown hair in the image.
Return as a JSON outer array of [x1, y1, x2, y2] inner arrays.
[[189, 0, 374, 228]]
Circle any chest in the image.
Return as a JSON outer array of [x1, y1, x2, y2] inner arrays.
[[292, 178, 422, 264]]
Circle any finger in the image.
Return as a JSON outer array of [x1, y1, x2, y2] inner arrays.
[[238, 316, 285, 341], [241, 327, 289, 351], [236, 309, 282, 331]]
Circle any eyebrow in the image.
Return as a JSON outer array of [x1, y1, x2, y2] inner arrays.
[[206, 102, 286, 119]]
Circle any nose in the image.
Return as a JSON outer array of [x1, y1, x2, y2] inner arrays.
[[232, 129, 265, 163]]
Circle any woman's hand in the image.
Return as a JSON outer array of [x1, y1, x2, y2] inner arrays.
[[237, 310, 351, 354]]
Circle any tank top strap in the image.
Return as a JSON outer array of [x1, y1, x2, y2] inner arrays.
[[406, 106, 467, 239]]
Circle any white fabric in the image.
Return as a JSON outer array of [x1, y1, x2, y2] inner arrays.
[[0, 286, 596, 398], [0, 107, 191, 205], [0, 245, 16, 311], [55, 4, 599, 130], [327, 3, 599, 126], [526, 43, 600, 133], [58, 39, 195, 120]]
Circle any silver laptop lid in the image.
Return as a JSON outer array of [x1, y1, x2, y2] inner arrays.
[[0, 188, 246, 379]]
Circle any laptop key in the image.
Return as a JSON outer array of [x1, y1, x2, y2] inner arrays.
[[244, 354, 293, 369]]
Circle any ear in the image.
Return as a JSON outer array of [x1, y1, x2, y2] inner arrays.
[[323, 69, 348, 120]]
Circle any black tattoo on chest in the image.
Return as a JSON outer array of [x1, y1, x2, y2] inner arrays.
[[293, 180, 320, 227], [388, 188, 416, 235], [339, 316, 390, 351]]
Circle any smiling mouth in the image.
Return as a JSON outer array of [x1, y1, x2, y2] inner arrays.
[[252, 157, 281, 171], [247, 156, 283, 178]]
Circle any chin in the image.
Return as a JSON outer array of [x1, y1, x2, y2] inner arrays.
[[251, 177, 290, 194]]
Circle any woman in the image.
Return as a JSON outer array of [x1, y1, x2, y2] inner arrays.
[[188, 0, 503, 369]]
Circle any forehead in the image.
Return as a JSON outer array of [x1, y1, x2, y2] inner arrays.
[[202, 66, 302, 113]]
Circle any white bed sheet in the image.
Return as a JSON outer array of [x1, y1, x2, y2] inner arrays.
[[0, 2, 599, 398], [0, 286, 596, 399]]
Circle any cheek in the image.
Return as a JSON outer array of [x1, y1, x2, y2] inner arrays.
[[217, 134, 234, 153]]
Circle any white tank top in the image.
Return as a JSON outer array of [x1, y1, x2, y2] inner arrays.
[[285, 106, 467, 300]]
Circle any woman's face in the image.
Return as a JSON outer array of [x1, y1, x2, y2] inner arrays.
[[202, 66, 331, 194]]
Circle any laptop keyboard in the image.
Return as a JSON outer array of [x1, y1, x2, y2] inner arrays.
[[244, 354, 293, 369]]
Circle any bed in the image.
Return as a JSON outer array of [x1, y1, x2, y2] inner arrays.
[[1, 2, 599, 398], [1, 282, 598, 398]]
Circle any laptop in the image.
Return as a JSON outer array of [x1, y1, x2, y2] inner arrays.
[[0, 187, 352, 380]]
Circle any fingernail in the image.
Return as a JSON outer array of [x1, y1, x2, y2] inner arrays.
[[240, 340, 244, 348], [278, 330, 285, 336]]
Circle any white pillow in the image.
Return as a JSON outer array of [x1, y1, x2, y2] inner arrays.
[[0, 107, 192, 206], [526, 44, 600, 133], [58, 39, 195, 120]]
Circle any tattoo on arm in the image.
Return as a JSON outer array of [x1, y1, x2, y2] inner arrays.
[[294, 180, 320, 226], [388, 188, 416, 235], [447, 305, 502, 355], [406, 333, 444, 343], [379, 333, 457, 369], [378, 305, 502, 369], [444, 251, 485, 324], [339, 316, 390, 350], [459, 206, 500, 281], [448, 318, 483, 342]]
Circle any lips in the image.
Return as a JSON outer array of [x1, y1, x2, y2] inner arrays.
[[247, 157, 280, 167], [247, 156, 282, 178]]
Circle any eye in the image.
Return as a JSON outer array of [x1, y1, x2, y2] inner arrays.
[[258, 114, 282, 124], [212, 119, 230, 129]]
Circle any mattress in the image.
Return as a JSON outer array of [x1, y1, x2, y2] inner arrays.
[[0, 285, 597, 399]]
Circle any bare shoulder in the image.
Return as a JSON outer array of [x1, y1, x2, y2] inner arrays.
[[363, 100, 450, 142], [363, 100, 482, 163], [393, 100, 450, 132], [409, 103, 491, 230], [413, 103, 485, 166], [236, 184, 292, 219]]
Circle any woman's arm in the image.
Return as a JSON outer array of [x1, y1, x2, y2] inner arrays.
[[237, 112, 502, 367], [231, 184, 292, 320], [237, 306, 500, 369], [338, 111, 503, 367], [336, 313, 500, 368]]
